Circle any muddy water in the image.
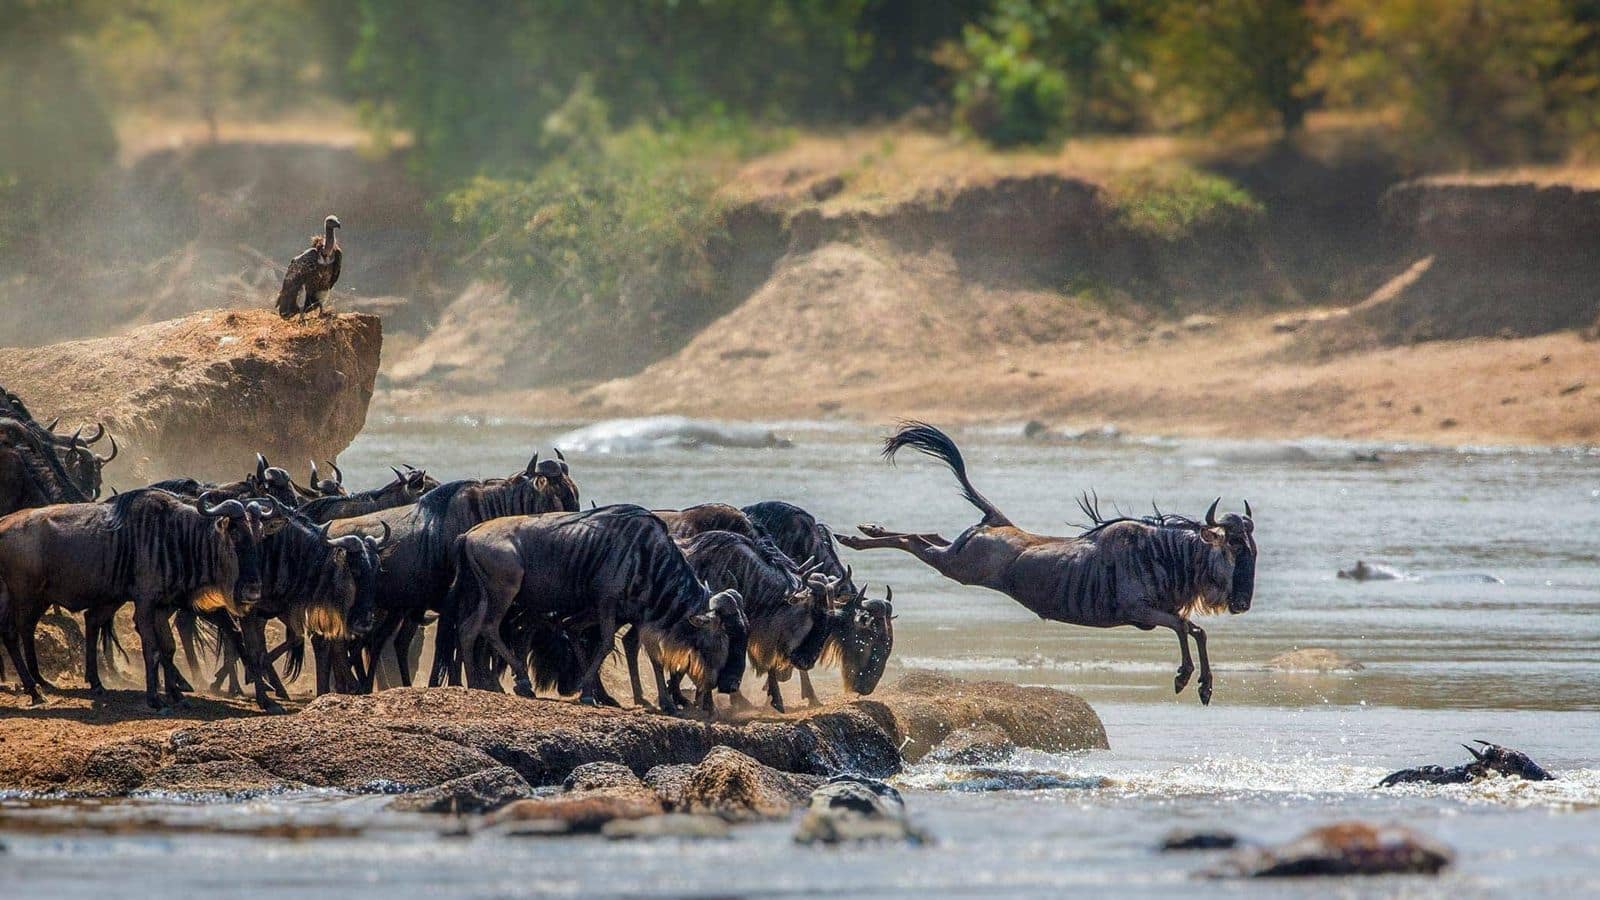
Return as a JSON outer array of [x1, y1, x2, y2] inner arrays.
[[4, 420, 1599, 897]]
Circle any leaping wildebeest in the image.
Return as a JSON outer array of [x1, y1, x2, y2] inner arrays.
[[835, 422, 1256, 705]]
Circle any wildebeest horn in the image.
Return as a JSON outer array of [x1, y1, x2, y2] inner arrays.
[[375, 521, 392, 547], [257, 453, 270, 481], [1463, 743, 1485, 761], [330, 461, 344, 485], [248, 496, 279, 519], [884, 585, 893, 604], [390, 466, 405, 481], [70, 426, 84, 445], [83, 422, 106, 444], [317, 521, 333, 539], [94, 434, 118, 464], [555, 447, 565, 462], [1243, 499, 1253, 518], [1205, 498, 1220, 526], [309, 459, 320, 483], [45, 416, 59, 432], [199, 497, 247, 518], [526, 452, 539, 475]]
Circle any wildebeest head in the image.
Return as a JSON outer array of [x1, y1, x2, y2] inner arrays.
[[1202, 498, 1257, 614], [689, 588, 748, 693], [197, 494, 275, 608], [511, 449, 580, 511], [310, 459, 347, 497], [1464, 740, 1553, 781], [58, 423, 116, 499], [252, 453, 304, 508], [385, 464, 439, 502], [329, 521, 389, 636], [825, 574, 894, 695]]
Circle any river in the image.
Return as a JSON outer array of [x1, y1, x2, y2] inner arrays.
[[4, 418, 1598, 897]]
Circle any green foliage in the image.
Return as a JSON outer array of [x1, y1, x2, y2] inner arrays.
[[0, 2, 117, 253], [1152, 0, 1317, 135], [1317, 0, 1600, 164], [950, 17, 1073, 145], [1107, 166, 1263, 241], [445, 111, 776, 333]]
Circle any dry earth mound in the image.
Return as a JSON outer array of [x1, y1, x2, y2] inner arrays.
[[0, 308, 380, 482]]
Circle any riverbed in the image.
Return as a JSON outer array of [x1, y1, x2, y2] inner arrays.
[[5, 418, 1598, 897]]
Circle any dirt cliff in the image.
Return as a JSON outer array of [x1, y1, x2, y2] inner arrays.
[[0, 308, 381, 483]]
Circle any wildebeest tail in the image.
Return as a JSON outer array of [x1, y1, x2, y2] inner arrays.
[[883, 421, 1012, 526], [174, 608, 219, 675], [433, 535, 481, 686], [283, 634, 306, 682]]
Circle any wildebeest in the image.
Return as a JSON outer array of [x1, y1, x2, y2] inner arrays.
[[835, 422, 1256, 705], [743, 500, 895, 703], [653, 503, 764, 541], [326, 453, 580, 690], [309, 459, 346, 497], [0, 489, 271, 708], [638, 529, 851, 712], [0, 417, 94, 517], [1379, 741, 1553, 787], [298, 465, 438, 524], [184, 515, 390, 712], [447, 504, 747, 712]]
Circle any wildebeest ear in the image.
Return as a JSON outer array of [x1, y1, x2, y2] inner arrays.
[[1200, 525, 1226, 546], [688, 612, 717, 629]]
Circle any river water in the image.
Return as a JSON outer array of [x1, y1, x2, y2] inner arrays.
[[4, 418, 1599, 897]]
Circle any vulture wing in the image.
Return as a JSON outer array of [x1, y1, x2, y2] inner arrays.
[[276, 247, 320, 319], [327, 246, 342, 290]]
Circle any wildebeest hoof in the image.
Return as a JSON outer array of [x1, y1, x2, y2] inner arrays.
[[1174, 666, 1193, 693], [578, 695, 604, 708], [36, 676, 58, 691], [513, 680, 535, 699], [1199, 682, 1213, 706], [263, 701, 287, 715], [768, 697, 786, 713], [26, 692, 45, 707], [89, 684, 107, 697]]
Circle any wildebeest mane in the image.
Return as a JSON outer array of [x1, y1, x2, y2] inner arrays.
[[1075, 490, 1205, 538], [1, 417, 90, 504]]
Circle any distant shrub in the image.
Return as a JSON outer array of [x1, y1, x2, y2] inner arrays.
[[1106, 166, 1262, 241], [951, 24, 1072, 147]]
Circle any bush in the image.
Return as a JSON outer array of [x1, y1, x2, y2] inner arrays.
[[1106, 166, 1262, 241], [951, 24, 1072, 146]]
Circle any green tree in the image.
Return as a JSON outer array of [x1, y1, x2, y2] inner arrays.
[[1152, 0, 1318, 136]]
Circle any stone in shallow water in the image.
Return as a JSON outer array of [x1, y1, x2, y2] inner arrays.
[[1160, 828, 1240, 851], [1208, 821, 1452, 878], [678, 746, 821, 821], [602, 814, 731, 840], [923, 723, 1016, 766], [387, 766, 533, 814], [793, 775, 929, 845]]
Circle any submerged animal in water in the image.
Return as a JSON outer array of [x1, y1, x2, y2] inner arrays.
[[1338, 560, 1502, 584], [835, 421, 1257, 705], [276, 215, 342, 320], [1379, 741, 1553, 786]]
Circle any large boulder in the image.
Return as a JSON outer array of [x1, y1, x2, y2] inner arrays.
[[676, 747, 821, 821], [387, 766, 534, 814], [861, 671, 1107, 761], [794, 774, 929, 845], [1208, 821, 1453, 878], [0, 309, 380, 482]]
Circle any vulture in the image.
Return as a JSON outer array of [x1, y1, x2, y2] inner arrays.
[[276, 215, 342, 320]]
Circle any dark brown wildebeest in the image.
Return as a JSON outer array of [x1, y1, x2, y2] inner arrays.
[[309, 459, 347, 497], [447, 504, 747, 713], [0, 489, 271, 708], [743, 500, 896, 705], [297, 465, 438, 525], [326, 453, 580, 691], [835, 422, 1256, 705], [1379, 741, 1554, 787], [652, 503, 764, 541]]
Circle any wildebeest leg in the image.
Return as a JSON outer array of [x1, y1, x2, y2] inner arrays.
[[1129, 606, 1195, 699], [152, 608, 191, 708], [84, 604, 116, 696], [235, 615, 286, 714], [20, 619, 55, 691], [621, 625, 648, 707], [764, 671, 786, 712], [0, 627, 40, 704], [1188, 621, 1214, 706], [650, 657, 678, 716], [391, 617, 419, 688], [132, 597, 169, 710], [211, 638, 243, 696], [798, 669, 822, 707], [576, 613, 617, 707]]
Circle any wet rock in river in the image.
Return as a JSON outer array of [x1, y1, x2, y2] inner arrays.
[[603, 814, 732, 841], [1160, 828, 1240, 851], [868, 671, 1107, 762], [1208, 821, 1452, 878], [794, 775, 929, 845], [387, 766, 534, 814], [923, 723, 1017, 765], [135, 759, 308, 798], [678, 746, 821, 821], [485, 794, 663, 836]]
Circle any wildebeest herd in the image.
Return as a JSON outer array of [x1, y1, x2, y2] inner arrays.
[[0, 382, 1257, 718]]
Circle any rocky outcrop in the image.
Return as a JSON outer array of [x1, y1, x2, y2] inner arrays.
[[922, 723, 1017, 766], [0, 309, 380, 482], [25, 673, 1103, 801], [860, 671, 1108, 762], [794, 775, 928, 845]]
